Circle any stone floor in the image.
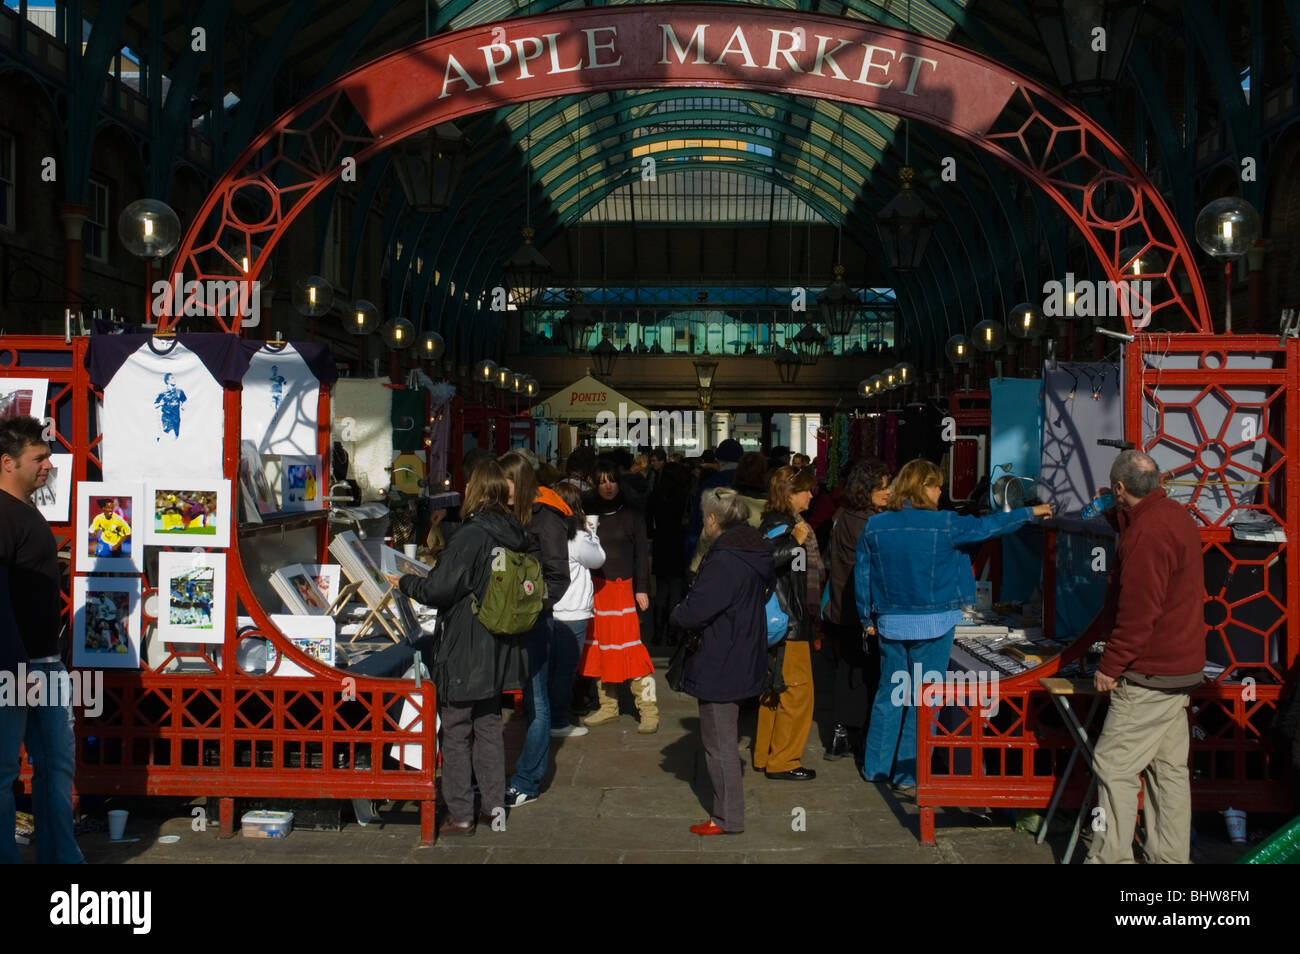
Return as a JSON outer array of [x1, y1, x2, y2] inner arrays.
[[24, 648, 1268, 864]]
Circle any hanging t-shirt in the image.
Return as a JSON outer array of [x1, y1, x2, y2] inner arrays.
[[89, 334, 250, 481], [239, 342, 335, 455]]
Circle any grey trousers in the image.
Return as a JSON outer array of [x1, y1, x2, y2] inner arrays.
[[699, 700, 744, 833], [440, 699, 505, 823]]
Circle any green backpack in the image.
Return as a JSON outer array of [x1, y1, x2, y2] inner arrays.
[[470, 545, 545, 635]]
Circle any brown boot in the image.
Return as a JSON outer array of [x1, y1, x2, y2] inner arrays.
[[582, 680, 619, 727], [631, 676, 659, 734]]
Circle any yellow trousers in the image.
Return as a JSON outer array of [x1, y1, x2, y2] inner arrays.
[[754, 640, 814, 774]]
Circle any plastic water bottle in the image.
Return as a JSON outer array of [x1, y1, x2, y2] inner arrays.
[[1081, 493, 1115, 519]]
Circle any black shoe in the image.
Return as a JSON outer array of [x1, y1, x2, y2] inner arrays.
[[824, 723, 851, 761], [766, 766, 816, 781]]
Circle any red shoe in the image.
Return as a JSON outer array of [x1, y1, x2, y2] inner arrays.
[[690, 821, 725, 836]]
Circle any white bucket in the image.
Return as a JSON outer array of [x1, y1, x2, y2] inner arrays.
[[1223, 808, 1247, 844], [107, 809, 129, 841]]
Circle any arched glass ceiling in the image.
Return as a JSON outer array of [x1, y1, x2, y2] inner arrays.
[[453, 0, 972, 226]]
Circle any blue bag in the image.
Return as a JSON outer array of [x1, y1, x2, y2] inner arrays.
[[764, 525, 790, 646]]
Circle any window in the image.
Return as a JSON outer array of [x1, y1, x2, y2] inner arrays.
[[85, 177, 109, 262], [0, 131, 13, 230]]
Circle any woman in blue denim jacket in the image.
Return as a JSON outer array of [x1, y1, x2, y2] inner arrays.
[[853, 459, 1052, 790]]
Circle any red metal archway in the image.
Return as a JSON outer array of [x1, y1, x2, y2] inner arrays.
[[160, 3, 1210, 337]]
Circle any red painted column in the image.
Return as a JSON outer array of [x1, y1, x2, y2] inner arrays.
[[59, 203, 89, 316]]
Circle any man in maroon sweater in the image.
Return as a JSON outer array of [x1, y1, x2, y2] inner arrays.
[[1085, 450, 1205, 864]]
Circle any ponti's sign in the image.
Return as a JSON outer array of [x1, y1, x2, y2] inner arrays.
[[339, 4, 1017, 140]]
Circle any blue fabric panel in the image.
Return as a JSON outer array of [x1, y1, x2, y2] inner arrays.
[[989, 378, 1043, 481], [1000, 525, 1041, 603], [1053, 526, 1115, 640]]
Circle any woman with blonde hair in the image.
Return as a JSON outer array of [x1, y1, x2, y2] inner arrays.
[[754, 464, 823, 781], [854, 459, 1052, 791]]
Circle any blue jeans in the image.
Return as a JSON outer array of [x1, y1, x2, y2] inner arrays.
[[548, 618, 587, 729], [1, 661, 84, 864], [509, 614, 553, 797], [861, 627, 956, 787]]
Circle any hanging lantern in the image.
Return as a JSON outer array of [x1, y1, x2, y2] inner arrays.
[[560, 296, 593, 353], [1028, 0, 1147, 96], [590, 338, 618, 377], [693, 356, 719, 390], [817, 264, 860, 337], [875, 167, 940, 272], [391, 123, 467, 214], [774, 347, 801, 384], [502, 226, 553, 309], [791, 323, 827, 366]]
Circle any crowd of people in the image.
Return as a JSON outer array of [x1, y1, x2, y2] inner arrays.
[[396, 437, 1062, 839]]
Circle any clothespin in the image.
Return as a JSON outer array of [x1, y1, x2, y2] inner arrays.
[[994, 359, 1004, 383]]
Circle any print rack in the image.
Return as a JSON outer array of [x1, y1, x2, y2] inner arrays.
[[915, 334, 1299, 847], [3, 336, 438, 843]]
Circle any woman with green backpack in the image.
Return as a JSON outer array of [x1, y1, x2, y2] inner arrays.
[[399, 459, 535, 837]]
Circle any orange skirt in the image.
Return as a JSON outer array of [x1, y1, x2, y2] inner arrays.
[[578, 577, 654, 682]]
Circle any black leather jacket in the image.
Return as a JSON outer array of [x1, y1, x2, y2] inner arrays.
[[759, 512, 814, 642]]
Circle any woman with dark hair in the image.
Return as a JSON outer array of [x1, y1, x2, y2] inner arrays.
[[549, 481, 605, 736], [498, 452, 572, 808], [855, 459, 1052, 791], [579, 458, 657, 732], [399, 460, 533, 835], [821, 458, 891, 761], [672, 488, 775, 835], [647, 460, 690, 644], [755, 464, 822, 781]]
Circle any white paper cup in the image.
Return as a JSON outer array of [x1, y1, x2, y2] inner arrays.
[[403, 543, 418, 559], [108, 809, 128, 841], [1223, 808, 1247, 844]]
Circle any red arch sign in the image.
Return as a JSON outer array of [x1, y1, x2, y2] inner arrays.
[[161, 3, 1210, 335]]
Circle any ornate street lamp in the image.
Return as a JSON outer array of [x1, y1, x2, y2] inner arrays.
[[692, 356, 719, 390], [293, 276, 334, 317], [876, 167, 940, 272], [391, 123, 467, 214], [382, 317, 415, 349], [1195, 197, 1262, 333], [1028, 0, 1147, 95], [774, 347, 801, 384]]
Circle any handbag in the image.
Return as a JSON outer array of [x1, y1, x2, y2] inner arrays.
[[664, 627, 701, 693], [764, 525, 790, 646]]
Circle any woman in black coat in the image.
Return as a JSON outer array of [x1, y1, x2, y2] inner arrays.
[[399, 459, 533, 836], [671, 488, 776, 835]]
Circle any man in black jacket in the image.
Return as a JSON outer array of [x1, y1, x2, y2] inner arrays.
[[0, 416, 84, 863]]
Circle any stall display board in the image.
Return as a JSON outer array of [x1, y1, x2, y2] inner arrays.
[[5, 336, 437, 844]]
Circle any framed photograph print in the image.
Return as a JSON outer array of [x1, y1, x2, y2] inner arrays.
[[75, 482, 144, 573], [144, 478, 231, 548], [379, 545, 430, 587], [265, 614, 336, 677], [31, 453, 73, 523], [328, 530, 390, 607], [303, 564, 342, 608], [239, 440, 278, 517], [158, 551, 226, 643], [269, 564, 331, 615], [0, 377, 48, 423], [280, 454, 323, 513], [73, 576, 142, 669]]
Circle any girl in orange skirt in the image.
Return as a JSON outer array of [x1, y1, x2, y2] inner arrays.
[[579, 459, 657, 733]]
